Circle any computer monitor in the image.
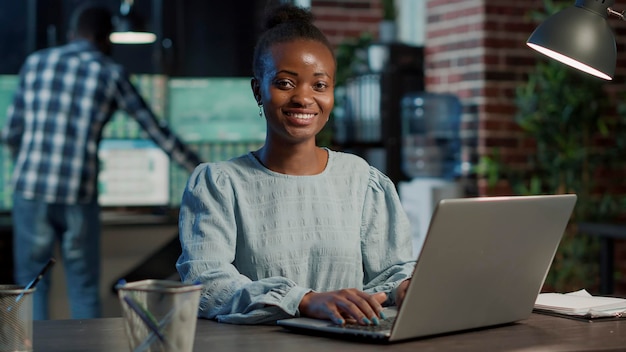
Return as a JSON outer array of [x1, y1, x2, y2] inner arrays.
[[0, 75, 268, 211], [0, 75, 19, 212], [98, 139, 170, 207]]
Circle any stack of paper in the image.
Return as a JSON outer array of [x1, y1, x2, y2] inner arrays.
[[534, 289, 626, 318]]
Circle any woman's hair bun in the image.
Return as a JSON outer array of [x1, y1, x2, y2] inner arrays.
[[264, 4, 314, 31]]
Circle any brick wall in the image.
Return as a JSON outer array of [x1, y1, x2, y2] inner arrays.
[[311, 0, 626, 295], [425, 0, 626, 193], [311, 0, 385, 48], [425, 0, 544, 195], [311, 0, 546, 194], [313, 0, 626, 190], [423, 0, 626, 294]]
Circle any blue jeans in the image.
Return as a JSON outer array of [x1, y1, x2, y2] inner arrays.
[[12, 194, 102, 320]]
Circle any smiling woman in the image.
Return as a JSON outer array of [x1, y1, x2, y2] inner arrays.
[[251, 38, 335, 174], [175, 3, 415, 327]]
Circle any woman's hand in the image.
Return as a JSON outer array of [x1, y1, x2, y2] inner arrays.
[[298, 289, 387, 326], [395, 279, 411, 308]]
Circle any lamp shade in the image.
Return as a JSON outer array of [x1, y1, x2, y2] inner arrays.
[[110, 1, 156, 44], [526, 0, 616, 80]]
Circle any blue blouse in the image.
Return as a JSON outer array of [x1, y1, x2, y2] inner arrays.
[[176, 149, 415, 324]]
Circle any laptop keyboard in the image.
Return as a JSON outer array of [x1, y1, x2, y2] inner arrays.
[[336, 317, 395, 332]]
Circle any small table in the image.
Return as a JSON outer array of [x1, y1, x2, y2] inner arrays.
[[578, 222, 626, 294]]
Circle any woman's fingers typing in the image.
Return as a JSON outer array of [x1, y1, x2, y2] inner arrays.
[[395, 279, 411, 309], [298, 289, 388, 325]]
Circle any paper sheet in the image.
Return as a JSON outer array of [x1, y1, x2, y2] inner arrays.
[[535, 289, 626, 318]]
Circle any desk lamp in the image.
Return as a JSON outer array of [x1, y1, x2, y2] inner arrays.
[[527, 0, 624, 80], [110, 0, 157, 44]]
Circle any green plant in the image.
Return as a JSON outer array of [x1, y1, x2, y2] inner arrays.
[[382, 0, 396, 21], [478, 1, 626, 292], [317, 33, 374, 147], [334, 32, 374, 88]]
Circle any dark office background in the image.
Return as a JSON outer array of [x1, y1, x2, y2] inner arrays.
[[0, 0, 272, 76]]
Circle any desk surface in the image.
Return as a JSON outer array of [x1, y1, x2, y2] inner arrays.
[[33, 313, 626, 352]]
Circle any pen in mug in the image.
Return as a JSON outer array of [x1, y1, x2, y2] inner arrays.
[[116, 280, 168, 346], [122, 294, 168, 344], [132, 305, 177, 352], [8, 257, 56, 312], [131, 280, 203, 352], [116, 279, 162, 328]]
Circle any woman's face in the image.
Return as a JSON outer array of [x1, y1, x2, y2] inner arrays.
[[252, 39, 335, 146]]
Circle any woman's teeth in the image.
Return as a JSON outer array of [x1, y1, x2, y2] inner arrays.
[[287, 113, 315, 120]]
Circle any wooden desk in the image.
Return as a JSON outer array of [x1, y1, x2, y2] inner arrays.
[[33, 313, 626, 351]]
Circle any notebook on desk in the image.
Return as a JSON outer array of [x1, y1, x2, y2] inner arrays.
[[277, 194, 578, 343]]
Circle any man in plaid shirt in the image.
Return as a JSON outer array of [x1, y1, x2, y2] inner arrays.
[[1, 5, 202, 319]]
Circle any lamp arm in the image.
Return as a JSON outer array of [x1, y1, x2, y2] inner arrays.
[[608, 7, 626, 20]]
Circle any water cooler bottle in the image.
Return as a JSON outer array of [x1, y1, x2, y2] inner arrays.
[[398, 92, 463, 256]]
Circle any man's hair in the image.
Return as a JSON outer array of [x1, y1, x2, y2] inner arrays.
[[69, 4, 113, 41]]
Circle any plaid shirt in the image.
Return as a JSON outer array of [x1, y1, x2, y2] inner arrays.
[[2, 40, 202, 204]]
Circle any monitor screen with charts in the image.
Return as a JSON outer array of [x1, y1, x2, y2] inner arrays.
[[0, 75, 267, 211], [98, 139, 170, 207]]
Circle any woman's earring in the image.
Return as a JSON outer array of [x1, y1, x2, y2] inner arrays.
[[258, 103, 263, 118]]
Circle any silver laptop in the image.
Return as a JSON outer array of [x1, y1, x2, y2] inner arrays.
[[277, 194, 577, 342]]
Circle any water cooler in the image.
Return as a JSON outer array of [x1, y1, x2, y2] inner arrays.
[[398, 92, 464, 256]]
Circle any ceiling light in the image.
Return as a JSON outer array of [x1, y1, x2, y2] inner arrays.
[[110, 0, 156, 45]]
